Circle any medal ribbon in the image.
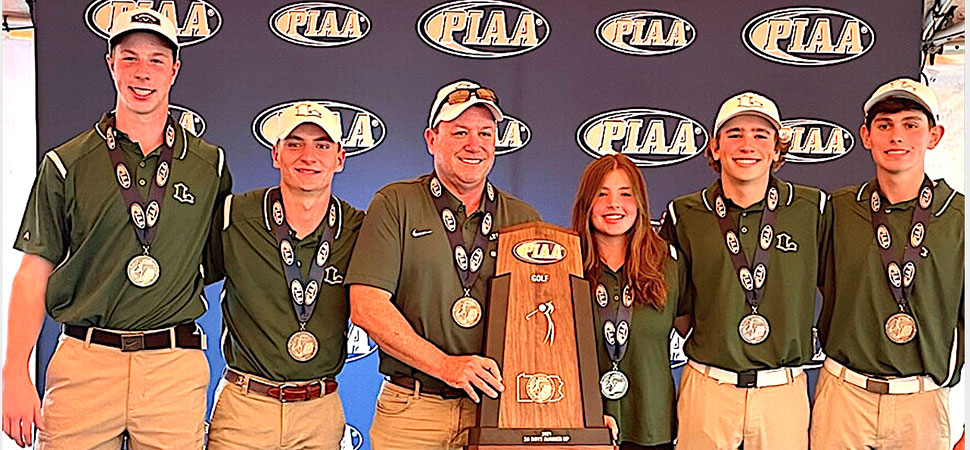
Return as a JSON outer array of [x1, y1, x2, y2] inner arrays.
[[597, 273, 634, 364], [267, 187, 340, 324], [712, 179, 780, 311], [428, 174, 497, 296], [104, 113, 176, 254], [867, 176, 934, 311]]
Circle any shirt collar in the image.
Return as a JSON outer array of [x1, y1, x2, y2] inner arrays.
[[701, 176, 792, 213]]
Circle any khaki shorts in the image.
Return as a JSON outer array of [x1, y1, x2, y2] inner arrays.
[[369, 380, 477, 450], [37, 335, 209, 450], [207, 375, 345, 450]]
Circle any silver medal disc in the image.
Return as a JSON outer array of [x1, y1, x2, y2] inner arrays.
[[287, 330, 319, 361], [738, 313, 770, 344], [599, 369, 629, 400], [452, 296, 483, 328], [884, 312, 917, 344], [127, 254, 161, 287]]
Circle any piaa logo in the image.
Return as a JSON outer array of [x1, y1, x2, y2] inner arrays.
[[85, 1, 222, 47], [252, 100, 386, 157], [346, 321, 377, 362], [340, 424, 364, 450], [782, 118, 854, 163], [169, 104, 205, 137], [417, 0, 550, 58], [269, 2, 370, 47], [742, 7, 875, 66], [596, 10, 696, 56], [577, 108, 709, 167], [495, 115, 531, 155], [512, 240, 566, 265]]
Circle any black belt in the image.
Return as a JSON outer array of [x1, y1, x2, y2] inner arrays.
[[225, 369, 337, 403], [64, 323, 203, 352], [388, 376, 465, 399]]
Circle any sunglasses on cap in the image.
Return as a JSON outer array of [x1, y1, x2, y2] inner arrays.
[[431, 87, 500, 127], [446, 87, 499, 105]]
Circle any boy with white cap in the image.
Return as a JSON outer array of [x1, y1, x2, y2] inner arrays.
[[345, 79, 540, 449], [660, 92, 831, 449], [204, 101, 364, 449], [813, 78, 963, 450], [2, 8, 231, 448]]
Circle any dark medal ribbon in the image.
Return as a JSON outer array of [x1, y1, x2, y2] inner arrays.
[[104, 113, 177, 287], [713, 179, 780, 345], [868, 176, 934, 344], [595, 273, 634, 400], [266, 187, 341, 361], [428, 174, 497, 328]]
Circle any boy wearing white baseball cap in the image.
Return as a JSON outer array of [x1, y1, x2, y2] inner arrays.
[[660, 91, 832, 449], [204, 101, 364, 449], [813, 78, 961, 450]]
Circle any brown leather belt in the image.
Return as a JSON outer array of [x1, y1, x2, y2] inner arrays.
[[225, 369, 337, 403], [388, 376, 465, 399], [64, 323, 203, 352]]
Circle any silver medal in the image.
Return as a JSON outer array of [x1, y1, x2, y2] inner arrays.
[[884, 312, 917, 344], [738, 313, 770, 344], [127, 254, 160, 287], [600, 369, 629, 400]]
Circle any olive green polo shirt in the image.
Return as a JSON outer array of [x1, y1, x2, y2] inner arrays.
[[205, 188, 364, 382], [15, 113, 232, 330], [345, 173, 541, 393], [592, 248, 684, 446], [659, 177, 832, 372], [818, 179, 964, 387]]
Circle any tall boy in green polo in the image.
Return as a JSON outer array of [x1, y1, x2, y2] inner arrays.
[[345, 80, 540, 450], [2, 8, 231, 449], [660, 92, 831, 450], [204, 101, 364, 449], [812, 78, 963, 450]]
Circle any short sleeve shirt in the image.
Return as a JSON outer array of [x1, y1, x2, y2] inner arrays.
[[14, 113, 232, 330], [660, 177, 832, 371], [206, 188, 365, 382], [817, 179, 964, 387], [345, 173, 541, 393], [592, 248, 685, 446]]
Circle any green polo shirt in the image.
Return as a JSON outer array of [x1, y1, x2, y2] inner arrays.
[[205, 188, 364, 382], [345, 173, 541, 393], [817, 179, 964, 387], [592, 248, 684, 446], [659, 177, 832, 372], [15, 113, 232, 330]]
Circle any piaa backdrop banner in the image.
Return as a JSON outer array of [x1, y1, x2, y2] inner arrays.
[[34, 1, 919, 448]]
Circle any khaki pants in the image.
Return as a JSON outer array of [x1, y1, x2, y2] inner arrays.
[[369, 381, 477, 450], [207, 375, 346, 450], [676, 362, 810, 450], [810, 367, 950, 450], [37, 334, 209, 450]]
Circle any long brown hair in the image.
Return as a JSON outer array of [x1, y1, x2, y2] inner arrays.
[[571, 154, 668, 309]]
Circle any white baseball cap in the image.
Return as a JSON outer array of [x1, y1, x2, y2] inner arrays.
[[107, 8, 179, 56], [714, 91, 782, 135], [265, 102, 343, 146], [428, 80, 503, 129], [863, 78, 940, 122]]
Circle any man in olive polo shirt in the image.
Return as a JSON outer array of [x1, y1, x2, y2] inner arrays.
[[2, 8, 231, 449], [204, 101, 364, 449], [659, 92, 831, 449], [345, 79, 540, 450], [812, 78, 963, 450]]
